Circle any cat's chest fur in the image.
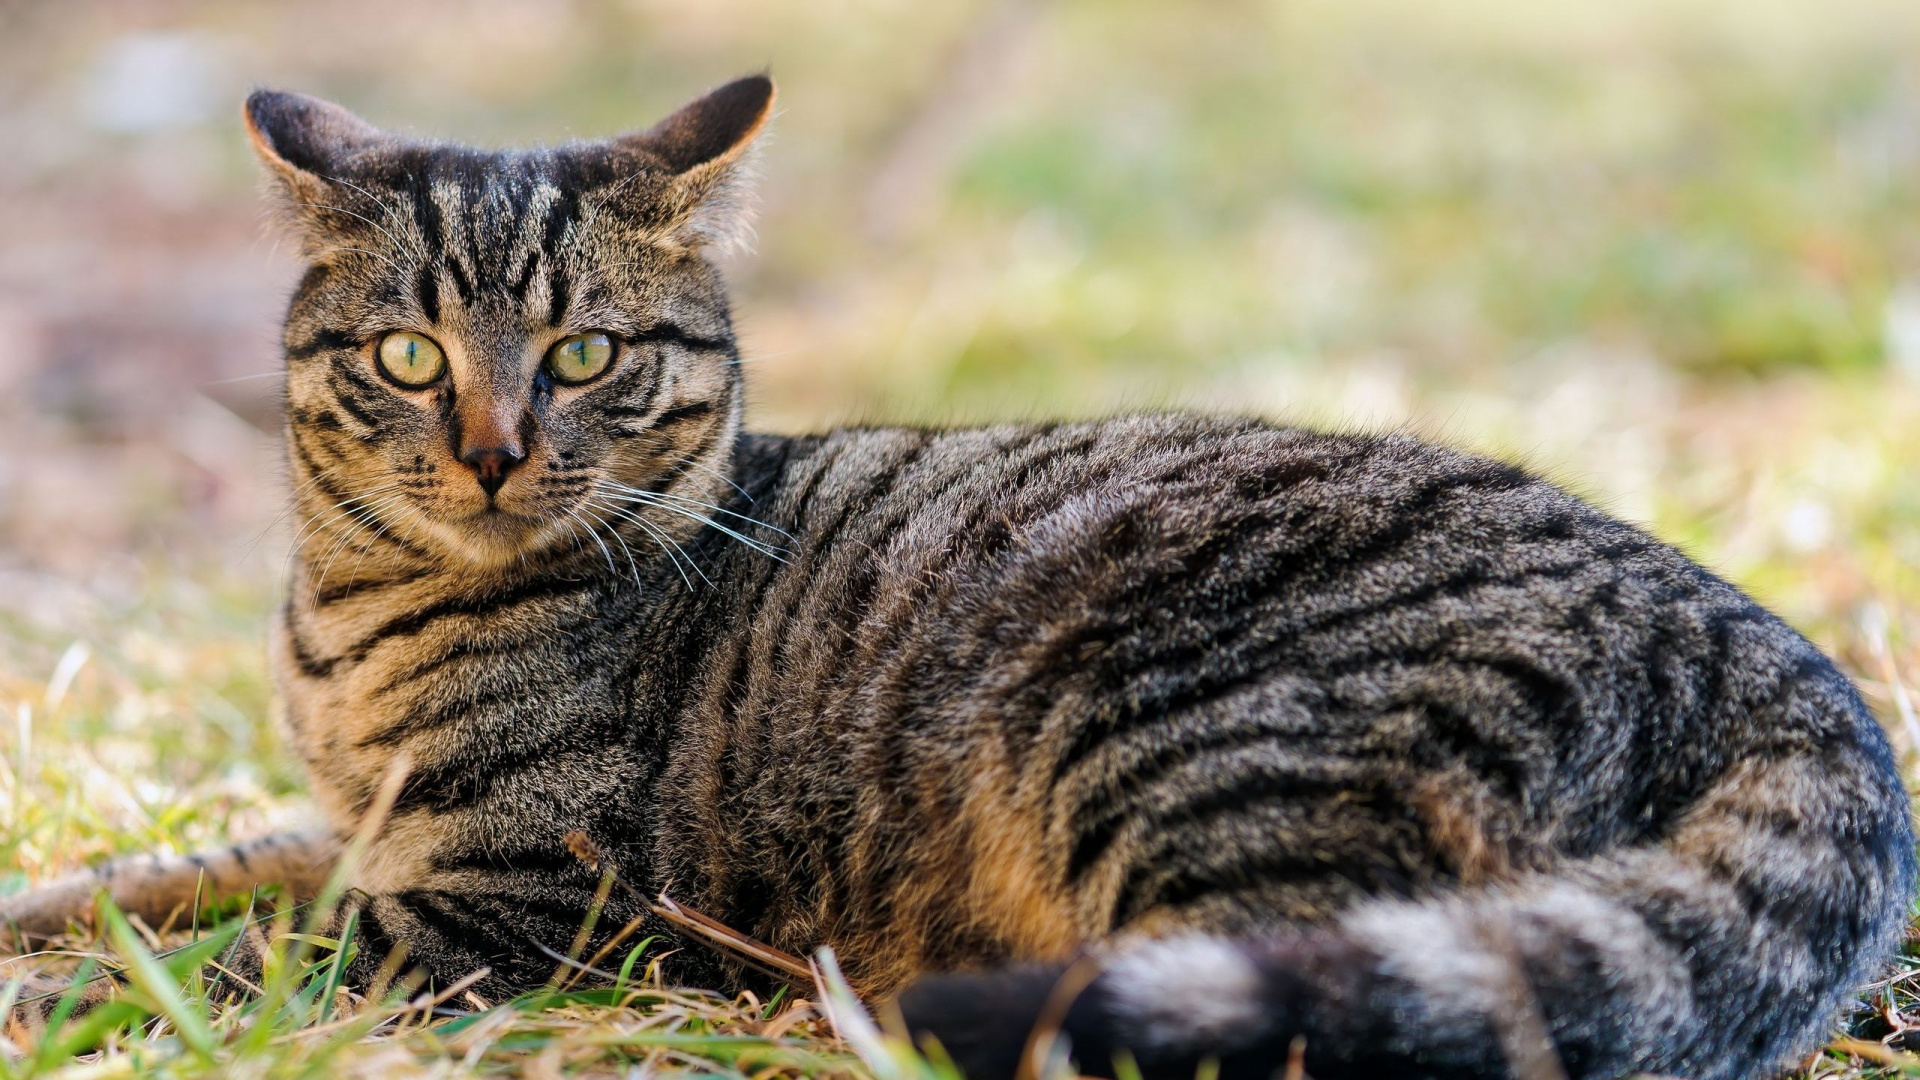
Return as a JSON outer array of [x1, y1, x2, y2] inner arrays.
[[270, 564, 694, 888]]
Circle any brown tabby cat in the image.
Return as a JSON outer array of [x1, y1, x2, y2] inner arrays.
[[4, 75, 1913, 1080]]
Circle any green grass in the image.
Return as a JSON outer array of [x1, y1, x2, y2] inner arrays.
[[0, 896, 882, 1078], [4, 0, 1920, 1075]]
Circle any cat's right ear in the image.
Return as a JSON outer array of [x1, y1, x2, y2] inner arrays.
[[244, 90, 387, 212], [604, 75, 777, 252]]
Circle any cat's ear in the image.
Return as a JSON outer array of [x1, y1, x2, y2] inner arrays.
[[243, 90, 389, 216], [611, 74, 776, 251]]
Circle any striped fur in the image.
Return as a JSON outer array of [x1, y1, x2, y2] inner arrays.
[[5, 76, 1912, 1079]]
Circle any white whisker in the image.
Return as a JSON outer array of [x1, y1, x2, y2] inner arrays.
[[576, 501, 642, 587], [279, 481, 407, 585], [308, 491, 414, 609], [240, 470, 331, 560], [599, 479, 794, 542], [565, 506, 618, 576], [320, 174, 409, 230], [332, 245, 411, 278], [598, 489, 789, 561], [673, 454, 754, 502], [586, 494, 707, 590], [329, 495, 428, 606], [294, 201, 424, 262]]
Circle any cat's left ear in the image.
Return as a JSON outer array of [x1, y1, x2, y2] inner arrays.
[[243, 90, 391, 235], [245, 90, 387, 178], [611, 74, 776, 251]]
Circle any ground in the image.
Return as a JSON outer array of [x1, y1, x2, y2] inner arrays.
[[1, 0, 1918, 1076]]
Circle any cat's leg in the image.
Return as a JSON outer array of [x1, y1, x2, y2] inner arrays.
[[0, 829, 340, 948], [4, 857, 657, 1032], [249, 864, 669, 1006]]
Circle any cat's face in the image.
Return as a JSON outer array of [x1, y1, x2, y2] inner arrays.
[[250, 78, 772, 568]]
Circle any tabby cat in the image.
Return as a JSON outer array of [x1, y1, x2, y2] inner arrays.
[[4, 75, 1913, 1080]]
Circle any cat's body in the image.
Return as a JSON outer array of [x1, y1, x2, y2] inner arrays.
[[4, 76, 1912, 1080]]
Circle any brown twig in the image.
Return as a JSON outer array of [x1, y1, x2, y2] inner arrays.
[[1282, 1035, 1309, 1080], [563, 830, 817, 996], [1014, 952, 1105, 1080]]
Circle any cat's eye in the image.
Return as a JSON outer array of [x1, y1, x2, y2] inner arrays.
[[375, 331, 447, 388], [545, 332, 615, 385]]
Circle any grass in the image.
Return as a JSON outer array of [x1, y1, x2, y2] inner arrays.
[[0, 902, 877, 1079], [3, 0, 1920, 1076]]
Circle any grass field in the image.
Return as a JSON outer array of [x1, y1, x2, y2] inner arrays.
[[2, 0, 1919, 1076]]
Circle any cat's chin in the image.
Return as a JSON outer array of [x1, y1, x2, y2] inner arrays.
[[418, 508, 570, 570]]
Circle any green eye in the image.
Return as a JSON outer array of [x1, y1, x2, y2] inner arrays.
[[545, 332, 615, 384], [375, 331, 446, 388]]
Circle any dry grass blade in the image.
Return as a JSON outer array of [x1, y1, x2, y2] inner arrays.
[[1479, 920, 1571, 1080], [1829, 1038, 1920, 1068], [1282, 1035, 1308, 1080], [565, 830, 817, 994], [1010, 953, 1103, 1080], [650, 894, 817, 994]]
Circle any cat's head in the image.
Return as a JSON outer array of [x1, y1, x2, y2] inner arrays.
[[249, 76, 773, 569]]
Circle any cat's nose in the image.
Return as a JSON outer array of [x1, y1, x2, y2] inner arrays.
[[461, 444, 526, 497]]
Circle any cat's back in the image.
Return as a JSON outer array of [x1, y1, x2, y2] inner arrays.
[[718, 412, 1779, 761], [669, 415, 1828, 979], [738, 412, 1699, 647]]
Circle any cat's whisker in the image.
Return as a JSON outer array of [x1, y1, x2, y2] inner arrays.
[[606, 501, 785, 561], [332, 245, 411, 277], [644, 482, 787, 547], [598, 481, 795, 546], [603, 479, 793, 537], [280, 482, 408, 589], [318, 174, 411, 235], [553, 511, 588, 561], [575, 501, 643, 588], [284, 483, 406, 553], [324, 495, 428, 607], [599, 490, 790, 561], [307, 492, 415, 609], [586, 494, 708, 589], [280, 483, 406, 574], [634, 519, 705, 590], [238, 470, 332, 561], [564, 506, 619, 577], [293, 202, 425, 262], [672, 454, 755, 502]]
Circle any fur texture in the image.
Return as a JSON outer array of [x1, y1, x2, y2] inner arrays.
[[3, 76, 1911, 1080]]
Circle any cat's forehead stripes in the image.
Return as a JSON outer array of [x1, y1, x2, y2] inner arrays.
[[395, 163, 575, 327]]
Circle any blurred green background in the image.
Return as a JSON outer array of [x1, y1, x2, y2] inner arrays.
[[0, 0, 1916, 924]]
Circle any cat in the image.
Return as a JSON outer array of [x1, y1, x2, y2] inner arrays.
[[3, 74, 1912, 1080]]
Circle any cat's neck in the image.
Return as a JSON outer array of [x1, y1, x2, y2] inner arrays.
[[270, 432, 813, 829]]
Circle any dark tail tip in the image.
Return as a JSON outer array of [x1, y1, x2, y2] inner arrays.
[[893, 937, 1340, 1080], [897, 963, 1107, 1080]]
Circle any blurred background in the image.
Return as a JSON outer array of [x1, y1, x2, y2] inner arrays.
[[0, 0, 1917, 880]]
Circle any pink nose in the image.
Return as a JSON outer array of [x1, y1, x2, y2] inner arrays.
[[461, 444, 525, 496]]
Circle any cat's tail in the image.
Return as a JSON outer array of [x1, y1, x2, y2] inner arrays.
[[0, 830, 338, 948], [897, 721, 1915, 1080]]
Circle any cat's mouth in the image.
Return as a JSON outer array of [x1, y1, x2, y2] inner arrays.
[[465, 505, 538, 528], [415, 504, 569, 568], [444, 504, 541, 546]]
